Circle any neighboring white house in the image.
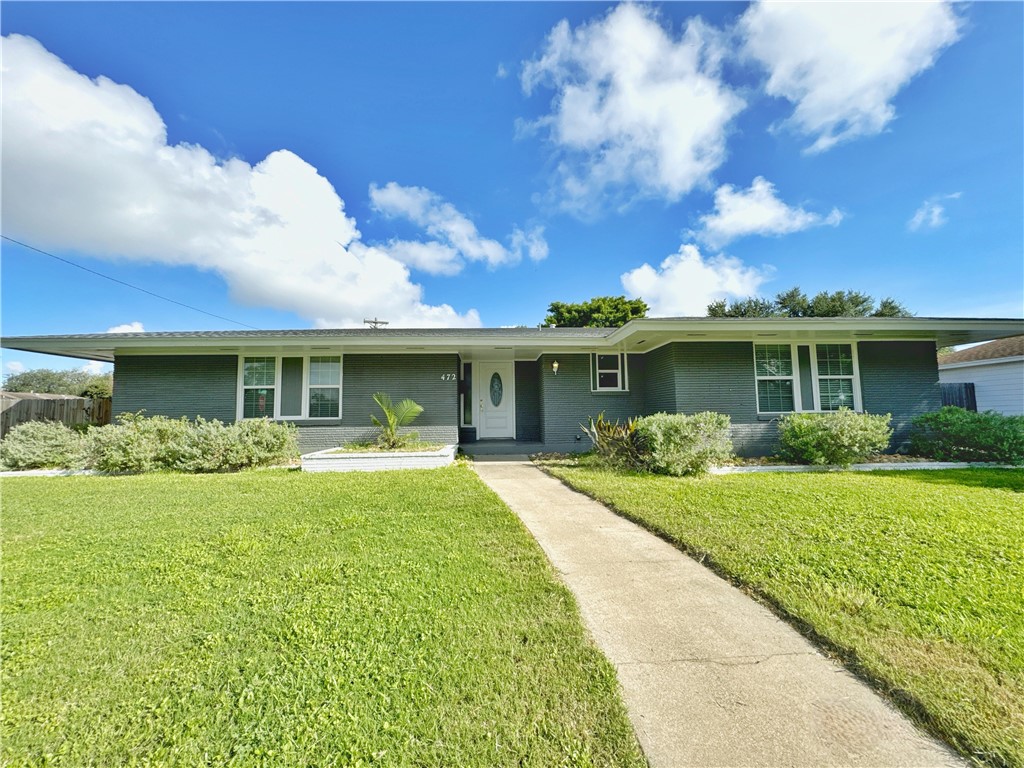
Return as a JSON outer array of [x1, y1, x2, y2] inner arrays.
[[938, 335, 1024, 415]]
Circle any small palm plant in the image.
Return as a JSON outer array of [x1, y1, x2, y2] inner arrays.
[[370, 392, 424, 449]]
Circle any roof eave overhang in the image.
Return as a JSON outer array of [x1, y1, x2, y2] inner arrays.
[[609, 317, 1024, 348], [3, 318, 1022, 362]]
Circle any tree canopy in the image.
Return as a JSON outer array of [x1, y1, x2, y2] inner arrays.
[[707, 287, 912, 318], [2, 368, 112, 398], [544, 296, 649, 328]]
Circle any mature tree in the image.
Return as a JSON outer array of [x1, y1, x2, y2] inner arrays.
[[707, 297, 776, 318], [707, 287, 913, 319], [2, 368, 113, 397], [873, 297, 914, 318], [544, 296, 649, 327]]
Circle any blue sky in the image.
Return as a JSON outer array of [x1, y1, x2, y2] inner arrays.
[[2, 1, 1022, 375]]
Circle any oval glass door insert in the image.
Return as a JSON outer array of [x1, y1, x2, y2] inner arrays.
[[489, 372, 503, 407]]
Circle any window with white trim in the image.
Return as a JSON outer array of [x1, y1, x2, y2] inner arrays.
[[239, 355, 342, 420], [590, 353, 629, 392], [754, 345, 795, 412], [308, 356, 341, 418], [815, 344, 856, 411], [754, 343, 860, 413], [242, 357, 276, 418]]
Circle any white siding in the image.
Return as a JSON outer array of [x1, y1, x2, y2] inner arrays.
[[939, 359, 1024, 415]]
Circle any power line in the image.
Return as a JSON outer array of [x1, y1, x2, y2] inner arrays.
[[1, 235, 260, 330]]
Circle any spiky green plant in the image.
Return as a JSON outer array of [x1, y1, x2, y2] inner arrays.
[[370, 392, 424, 449]]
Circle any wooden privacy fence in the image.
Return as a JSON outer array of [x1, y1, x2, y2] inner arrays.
[[0, 393, 113, 438], [940, 382, 978, 412]]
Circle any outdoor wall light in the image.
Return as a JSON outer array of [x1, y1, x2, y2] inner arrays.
[[552, 360, 559, 375]]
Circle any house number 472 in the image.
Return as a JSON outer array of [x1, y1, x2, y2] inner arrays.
[[440, 373, 457, 381]]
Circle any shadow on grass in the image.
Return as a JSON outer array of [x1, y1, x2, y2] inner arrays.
[[869, 467, 1024, 493]]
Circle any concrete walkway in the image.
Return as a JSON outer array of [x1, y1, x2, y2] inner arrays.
[[473, 457, 964, 768]]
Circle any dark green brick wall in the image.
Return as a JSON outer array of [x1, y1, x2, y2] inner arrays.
[[114, 343, 942, 456], [650, 342, 775, 456], [113, 355, 237, 422], [114, 353, 460, 453], [297, 354, 459, 452], [537, 353, 646, 448], [644, 344, 678, 414], [858, 341, 941, 451]]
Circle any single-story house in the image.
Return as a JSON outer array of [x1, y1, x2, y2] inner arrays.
[[938, 335, 1024, 416], [4, 317, 1022, 455]]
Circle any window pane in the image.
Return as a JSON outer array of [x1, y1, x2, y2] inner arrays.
[[243, 357, 275, 387], [309, 356, 341, 386], [757, 379, 794, 412], [597, 354, 619, 371], [598, 371, 620, 389], [819, 379, 854, 411], [755, 345, 792, 377], [816, 344, 853, 377], [243, 387, 275, 418], [308, 387, 339, 418]]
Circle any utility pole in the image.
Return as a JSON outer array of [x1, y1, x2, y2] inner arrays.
[[363, 318, 389, 329]]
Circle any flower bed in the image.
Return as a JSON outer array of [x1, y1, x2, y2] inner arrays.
[[301, 444, 457, 472]]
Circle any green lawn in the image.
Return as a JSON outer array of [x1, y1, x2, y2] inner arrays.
[[539, 458, 1023, 768], [1, 467, 644, 767]]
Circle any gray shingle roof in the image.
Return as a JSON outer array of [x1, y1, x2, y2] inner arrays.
[[7, 327, 614, 341], [939, 335, 1024, 364]]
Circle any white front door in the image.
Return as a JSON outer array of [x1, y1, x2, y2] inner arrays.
[[477, 362, 515, 439]]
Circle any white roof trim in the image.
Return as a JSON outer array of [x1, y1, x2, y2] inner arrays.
[[938, 355, 1024, 370]]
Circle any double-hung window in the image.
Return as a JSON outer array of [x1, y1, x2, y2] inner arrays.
[[242, 357, 276, 418], [590, 353, 629, 392], [754, 345, 795, 412], [239, 355, 342, 420], [815, 344, 856, 411], [754, 343, 860, 413], [307, 356, 341, 418]]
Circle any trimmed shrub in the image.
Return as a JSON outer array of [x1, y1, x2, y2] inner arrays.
[[581, 412, 642, 470], [222, 418, 300, 470], [0, 420, 86, 470], [87, 412, 167, 472], [777, 409, 892, 468], [910, 407, 1024, 464], [87, 413, 299, 473], [633, 412, 733, 476]]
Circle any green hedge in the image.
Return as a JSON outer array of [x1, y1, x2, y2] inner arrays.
[[910, 407, 1024, 464], [0, 421, 86, 470], [0, 414, 299, 473], [582, 412, 734, 476], [777, 409, 892, 468]]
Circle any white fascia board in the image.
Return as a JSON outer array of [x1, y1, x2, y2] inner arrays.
[[939, 355, 1024, 371], [0, 333, 615, 361], [5, 317, 1023, 361], [609, 317, 1024, 347]]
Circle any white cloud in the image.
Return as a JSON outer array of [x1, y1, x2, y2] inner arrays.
[[908, 192, 961, 232], [697, 176, 842, 247], [105, 321, 145, 333], [80, 360, 109, 375], [0, 34, 481, 328], [5, 361, 26, 374], [496, 63, 509, 79], [521, 4, 744, 212], [620, 243, 772, 317], [369, 182, 548, 274], [510, 225, 549, 262], [740, 2, 962, 153]]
